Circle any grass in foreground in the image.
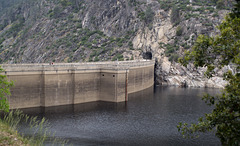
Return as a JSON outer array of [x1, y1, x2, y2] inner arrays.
[[0, 110, 68, 146], [0, 119, 29, 145]]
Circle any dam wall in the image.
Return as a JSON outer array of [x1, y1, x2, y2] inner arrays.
[[1, 60, 155, 109]]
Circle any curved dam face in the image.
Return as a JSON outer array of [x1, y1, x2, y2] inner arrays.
[[1, 60, 155, 109]]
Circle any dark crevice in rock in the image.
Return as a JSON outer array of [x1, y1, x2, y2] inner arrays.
[[142, 51, 152, 60]]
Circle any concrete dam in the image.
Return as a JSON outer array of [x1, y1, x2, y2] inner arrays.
[[2, 60, 155, 109]]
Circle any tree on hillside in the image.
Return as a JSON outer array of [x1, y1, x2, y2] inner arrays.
[[177, 0, 240, 145], [170, 6, 180, 25], [0, 67, 13, 112]]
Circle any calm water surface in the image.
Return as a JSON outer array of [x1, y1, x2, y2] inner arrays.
[[21, 86, 221, 146]]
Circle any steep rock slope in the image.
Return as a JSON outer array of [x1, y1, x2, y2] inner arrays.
[[0, 0, 233, 87]]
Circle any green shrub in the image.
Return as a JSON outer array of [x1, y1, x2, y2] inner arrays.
[[118, 58, 124, 61], [131, 55, 134, 60], [145, 7, 154, 25], [60, 0, 72, 7], [94, 56, 99, 62], [169, 54, 179, 62], [68, 14, 74, 20], [128, 41, 133, 48], [88, 57, 93, 62], [96, 30, 104, 36], [6, 22, 24, 37], [51, 6, 62, 18], [138, 11, 145, 20], [166, 47, 174, 54], [112, 53, 124, 61], [206, 6, 215, 12], [117, 54, 124, 60], [159, 1, 172, 11], [176, 26, 183, 36], [112, 56, 117, 61], [86, 42, 92, 48], [216, 0, 224, 9], [92, 39, 98, 44], [205, 23, 213, 26], [72, 48, 78, 52], [186, 6, 193, 11], [184, 36, 189, 41], [0, 38, 5, 45], [90, 50, 97, 58], [66, 41, 72, 47], [116, 38, 125, 47], [129, 0, 137, 6], [185, 14, 191, 20], [46, 46, 50, 50], [81, 36, 89, 43], [213, 12, 218, 17]]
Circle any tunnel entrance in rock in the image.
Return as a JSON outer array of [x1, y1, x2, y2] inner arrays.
[[143, 51, 152, 60]]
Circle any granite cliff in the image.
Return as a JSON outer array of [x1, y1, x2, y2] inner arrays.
[[0, 0, 233, 87]]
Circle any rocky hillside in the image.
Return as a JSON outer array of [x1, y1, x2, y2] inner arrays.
[[0, 0, 233, 87]]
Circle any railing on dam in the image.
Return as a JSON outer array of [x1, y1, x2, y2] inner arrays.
[[2, 60, 155, 71], [1, 60, 155, 109]]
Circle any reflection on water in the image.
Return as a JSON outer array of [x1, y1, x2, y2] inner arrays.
[[20, 86, 221, 146]]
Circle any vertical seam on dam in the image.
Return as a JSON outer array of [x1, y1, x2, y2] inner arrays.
[[72, 70, 75, 105]]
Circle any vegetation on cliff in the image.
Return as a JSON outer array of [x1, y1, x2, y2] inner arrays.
[[0, 0, 233, 64], [178, 0, 240, 145], [158, 0, 233, 62]]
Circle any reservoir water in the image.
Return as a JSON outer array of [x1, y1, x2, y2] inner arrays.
[[21, 86, 221, 145]]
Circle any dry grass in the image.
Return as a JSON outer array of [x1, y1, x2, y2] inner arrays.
[[0, 120, 29, 146], [0, 110, 68, 146]]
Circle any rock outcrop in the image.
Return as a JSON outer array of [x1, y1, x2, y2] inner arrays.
[[0, 0, 233, 88]]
